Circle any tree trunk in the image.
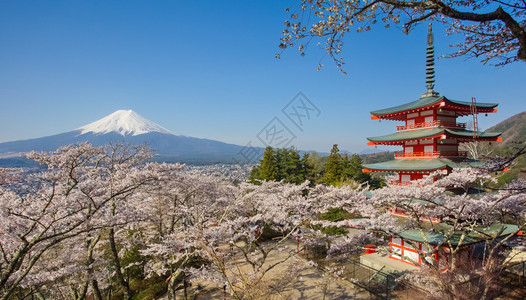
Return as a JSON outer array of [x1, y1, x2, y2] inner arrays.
[[168, 270, 184, 300], [90, 280, 103, 300], [86, 233, 102, 300], [108, 228, 133, 300], [183, 279, 188, 299], [106, 283, 112, 300]]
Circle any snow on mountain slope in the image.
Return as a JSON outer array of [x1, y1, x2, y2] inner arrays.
[[0, 109, 254, 165], [78, 110, 178, 136]]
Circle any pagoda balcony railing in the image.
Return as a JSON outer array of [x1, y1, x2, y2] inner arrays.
[[390, 180, 412, 186], [397, 120, 466, 131], [395, 151, 468, 158]]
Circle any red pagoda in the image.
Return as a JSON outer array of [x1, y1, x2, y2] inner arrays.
[[362, 24, 502, 185], [358, 24, 509, 269]]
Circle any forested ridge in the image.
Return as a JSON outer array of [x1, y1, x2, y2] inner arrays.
[[248, 145, 384, 189]]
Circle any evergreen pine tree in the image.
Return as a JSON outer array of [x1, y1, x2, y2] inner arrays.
[[306, 151, 324, 185], [274, 148, 287, 181], [301, 153, 315, 185], [283, 147, 303, 184], [344, 154, 369, 182], [323, 144, 342, 186], [259, 146, 277, 181], [248, 165, 261, 185]]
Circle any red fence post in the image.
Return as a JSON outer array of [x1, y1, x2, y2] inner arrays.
[[296, 238, 299, 253]]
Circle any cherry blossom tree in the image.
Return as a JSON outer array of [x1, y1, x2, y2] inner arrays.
[[3, 141, 524, 299], [0, 169, 19, 185], [0, 143, 180, 300], [321, 149, 526, 299], [140, 173, 238, 299], [142, 179, 363, 299], [280, 0, 526, 70], [459, 141, 495, 160]]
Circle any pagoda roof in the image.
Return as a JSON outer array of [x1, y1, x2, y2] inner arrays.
[[367, 128, 501, 144], [362, 157, 485, 172], [370, 96, 498, 120]]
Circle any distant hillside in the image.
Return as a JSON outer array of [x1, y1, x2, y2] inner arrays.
[[486, 111, 526, 184], [360, 151, 394, 164], [486, 111, 526, 144]]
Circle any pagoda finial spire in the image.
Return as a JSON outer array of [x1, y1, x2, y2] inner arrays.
[[422, 23, 439, 98]]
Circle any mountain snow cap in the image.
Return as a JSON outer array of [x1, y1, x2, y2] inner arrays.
[[78, 110, 178, 136]]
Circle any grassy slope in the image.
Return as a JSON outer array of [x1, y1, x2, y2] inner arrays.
[[486, 111, 526, 145]]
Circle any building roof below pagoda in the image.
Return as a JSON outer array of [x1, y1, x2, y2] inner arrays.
[[367, 128, 501, 144], [362, 157, 484, 172], [399, 223, 519, 246], [370, 95, 498, 119]]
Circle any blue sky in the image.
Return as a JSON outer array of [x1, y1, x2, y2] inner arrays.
[[1, 0, 524, 153]]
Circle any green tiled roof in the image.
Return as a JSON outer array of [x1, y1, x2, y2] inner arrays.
[[370, 96, 498, 116], [368, 128, 442, 142], [367, 128, 501, 143], [371, 96, 442, 116], [445, 129, 501, 138], [362, 158, 474, 171], [400, 223, 519, 246], [448, 98, 498, 109]]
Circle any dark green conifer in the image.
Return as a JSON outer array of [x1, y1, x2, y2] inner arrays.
[[248, 165, 261, 185], [259, 146, 277, 181], [344, 154, 369, 182], [323, 144, 342, 186]]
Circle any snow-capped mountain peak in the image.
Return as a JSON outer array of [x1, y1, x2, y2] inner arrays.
[[78, 110, 177, 136]]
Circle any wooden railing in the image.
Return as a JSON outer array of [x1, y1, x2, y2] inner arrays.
[[397, 120, 466, 131], [390, 181, 412, 186], [396, 151, 439, 158], [395, 151, 467, 158]]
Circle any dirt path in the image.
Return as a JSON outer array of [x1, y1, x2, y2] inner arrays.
[[162, 238, 371, 299]]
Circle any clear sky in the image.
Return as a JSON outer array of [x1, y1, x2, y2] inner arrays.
[[1, 0, 524, 153]]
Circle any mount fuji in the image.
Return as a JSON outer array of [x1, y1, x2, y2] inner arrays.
[[0, 110, 253, 165], [78, 110, 177, 137]]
